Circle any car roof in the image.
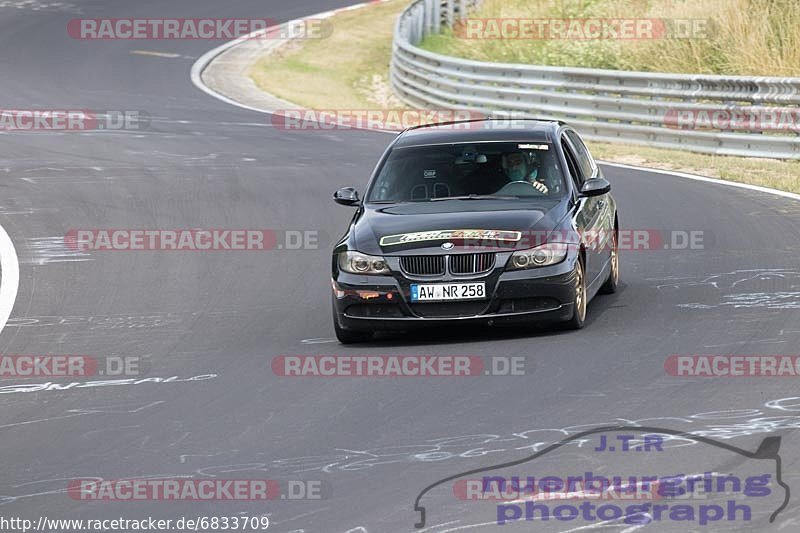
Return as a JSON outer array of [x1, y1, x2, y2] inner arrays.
[[393, 118, 561, 148]]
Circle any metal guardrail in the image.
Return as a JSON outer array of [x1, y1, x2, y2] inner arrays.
[[390, 0, 800, 159]]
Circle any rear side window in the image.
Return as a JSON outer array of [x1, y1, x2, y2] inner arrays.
[[565, 130, 595, 180]]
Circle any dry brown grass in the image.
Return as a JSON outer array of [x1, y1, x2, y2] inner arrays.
[[589, 141, 800, 194], [250, 0, 409, 109], [421, 0, 800, 75]]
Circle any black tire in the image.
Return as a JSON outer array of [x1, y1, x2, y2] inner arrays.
[[563, 257, 587, 330], [332, 301, 373, 344], [599, 227, 619, 294]]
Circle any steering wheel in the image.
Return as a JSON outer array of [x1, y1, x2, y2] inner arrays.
[[495, 180, 548, 196]]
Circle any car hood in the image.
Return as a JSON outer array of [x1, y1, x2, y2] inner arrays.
[[351, 200, 569, 256]]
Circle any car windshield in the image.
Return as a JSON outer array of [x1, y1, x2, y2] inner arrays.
[[366, 141, 565, 203]]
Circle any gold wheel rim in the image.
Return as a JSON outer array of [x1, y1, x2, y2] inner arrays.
[[611, 232, 619, 285], [576, 261, 586, 321]]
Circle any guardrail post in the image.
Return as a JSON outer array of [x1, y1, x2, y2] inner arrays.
[[458, 0, 469, 20], [415, 2, 425, 43], [445, 0, 454, 27], [423, 0, 433, 37]]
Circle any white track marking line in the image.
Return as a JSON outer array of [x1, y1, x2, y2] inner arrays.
[[599, 161, 800, 203], [131, 50, 182, 58], [190, 0, 396, 131], [189, 3, 358, 113], [0, 224, 20, 335]]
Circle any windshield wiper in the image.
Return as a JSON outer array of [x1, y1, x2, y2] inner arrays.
[[429, 194, 518, 201]]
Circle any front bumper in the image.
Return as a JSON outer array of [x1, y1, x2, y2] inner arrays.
[[332, 250, 578, 332]]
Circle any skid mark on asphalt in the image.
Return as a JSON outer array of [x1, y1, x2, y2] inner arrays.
[[20, 175, 150, 184], [172, 397, 800, 478], [679, 292, 800, 310], [703, 338, 789, 348], [0, 0, 80, 12], [9, 164, 151, 184], [6, 312, 186, 329], [5, 306, 315, 329], [0, 197, 40, 216], [1, 472, 197, 505], [649, 269, 800, 310], [0, 400, 164, 431], [0, 373, 217, 395], [21, 236, 92, 265], [650, 269, 800, 290]]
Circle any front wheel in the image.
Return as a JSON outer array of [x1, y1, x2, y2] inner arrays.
[[563, 258, 587, 330], [599, 228, 619, 294]]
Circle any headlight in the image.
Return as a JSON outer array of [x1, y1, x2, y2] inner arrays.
[[338, 251, 390, 275], [507, 243, 568, 270]]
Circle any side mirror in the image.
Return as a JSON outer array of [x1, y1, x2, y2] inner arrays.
[[334, 187, 360, 206], [580, 177, 611, 197]]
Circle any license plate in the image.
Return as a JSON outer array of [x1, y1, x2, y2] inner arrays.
[[410, 282, 486, 302]]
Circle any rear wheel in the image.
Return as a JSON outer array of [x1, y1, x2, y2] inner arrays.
[[332, 300, 373, 344], [599, 227, 619, 294], [563, 258, 587, 330]]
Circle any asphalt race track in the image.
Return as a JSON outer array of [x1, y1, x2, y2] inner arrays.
[[1, 1, 800, 532]]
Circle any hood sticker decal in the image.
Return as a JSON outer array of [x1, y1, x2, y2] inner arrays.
[[379, 229, 522, 247]]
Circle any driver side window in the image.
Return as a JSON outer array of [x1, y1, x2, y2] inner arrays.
[[565, 130, 596, 181], [561, 134, 584, 190]]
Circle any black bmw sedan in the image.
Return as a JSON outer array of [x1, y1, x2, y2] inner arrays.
[[331, 119, 619, 343]]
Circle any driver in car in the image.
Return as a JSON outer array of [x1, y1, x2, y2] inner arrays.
[[501, 151, 550, 194]]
